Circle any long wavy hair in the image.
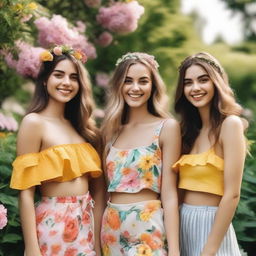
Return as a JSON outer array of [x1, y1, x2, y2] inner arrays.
[[174, 52, 243, 154], [27, 53, 100, 149], [101, 52, 170, 148]]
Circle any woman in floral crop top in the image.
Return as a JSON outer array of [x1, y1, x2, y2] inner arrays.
[[10, 46, 105, 256], [173, 52, 247, 256], [100, 52, 181, 256]]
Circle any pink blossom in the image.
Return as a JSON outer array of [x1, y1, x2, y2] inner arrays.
[[75, 21, 86, 33], [95, 72, 110, 88], [96, 31, 113, 47], [53, 46, 62, 56], [0, 204, 7, 230], [0, 113, 18, 132], [97, 1, 144, 34], [92, 108, 105, 119], [34, 15, 96, 59], [84, 0, 101, 8]]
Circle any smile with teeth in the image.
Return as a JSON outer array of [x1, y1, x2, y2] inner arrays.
[[57, 88, 72, 94], [191, 93, 206, 99], [128, 93, 143, 98]]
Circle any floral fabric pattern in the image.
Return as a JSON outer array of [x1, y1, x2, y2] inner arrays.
[[101, 200, 167, 256], [35, 192, 95, 256], [106, 121, 164, 193]]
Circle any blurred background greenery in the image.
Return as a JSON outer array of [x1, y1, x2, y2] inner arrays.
[[0, 0, 255, 255]]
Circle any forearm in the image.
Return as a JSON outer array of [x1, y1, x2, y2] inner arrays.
[[19, 191, 42, 255], [201, 195, 240, 255], [163, 199, 180, 256]]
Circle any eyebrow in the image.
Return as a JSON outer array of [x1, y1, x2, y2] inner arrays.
[[125, 76, 150, 79], [53, 70, 78, 75], [184, 74, 209, 80]]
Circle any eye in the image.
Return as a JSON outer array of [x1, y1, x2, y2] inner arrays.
[[200, 77, 209, 83], [184, 80, 192, 86], [70, 75, 78, 81], [124, 79, 132, 84], [140, 79, 149, 85], [54, 73, 63, 78]]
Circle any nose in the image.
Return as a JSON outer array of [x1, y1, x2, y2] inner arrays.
[[191, 82, 200, 91], [62, 75, 71, 86], [130, 82, 140, 91]]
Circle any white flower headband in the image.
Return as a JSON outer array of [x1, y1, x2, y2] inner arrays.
[[115, 52, 159, 69]]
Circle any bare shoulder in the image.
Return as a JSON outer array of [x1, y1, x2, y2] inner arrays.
[[17, 113, 44, 155], [160, 118, 180, 139], [162, 118, 180, 131], [221, 115, 243, 131]]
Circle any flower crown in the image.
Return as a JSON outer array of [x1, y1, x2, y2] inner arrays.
[[179, 56, 222, 75], [40, 45, 87, 64], [115, 52, 159, 69]]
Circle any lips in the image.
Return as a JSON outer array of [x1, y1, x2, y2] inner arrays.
[[191, 93, 206, 100], [128, 93, 143, 98], [57, 88, 73, 95]]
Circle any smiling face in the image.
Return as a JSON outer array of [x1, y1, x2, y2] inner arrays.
[[122, 63, 152, 109], [183, 64, 215, 110], [46, 59, 79, 104]]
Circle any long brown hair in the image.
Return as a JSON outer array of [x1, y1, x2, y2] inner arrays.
[[174, 52, 243, 154], [27, 53, 100, 149]]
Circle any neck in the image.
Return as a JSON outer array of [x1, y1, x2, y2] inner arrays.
[[41, 100, 66, 120], [126, 105, 153, 124], [198, 106, 211, 128]]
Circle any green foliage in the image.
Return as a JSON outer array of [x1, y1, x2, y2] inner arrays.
[[234, 121, 256, 254], [0, 133, 23, 256]]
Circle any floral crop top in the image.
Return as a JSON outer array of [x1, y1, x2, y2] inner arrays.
[[106, 121, 166, 194], [10, 143, 102, 190]]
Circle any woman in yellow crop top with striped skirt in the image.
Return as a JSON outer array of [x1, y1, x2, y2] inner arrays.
[[10, 46, 105, 256], [172, 52, 247, 256], [100, 52, 181, 256]]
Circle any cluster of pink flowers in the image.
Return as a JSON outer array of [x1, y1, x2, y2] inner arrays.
[[96, 31, 113, 47], [97, 1, 144, 34], [34, 15, 96, 59], [0, 113, 18, 132], [95, 72, 110, 88], [1, 41, 44, 78], [0, 204, 7, 230]]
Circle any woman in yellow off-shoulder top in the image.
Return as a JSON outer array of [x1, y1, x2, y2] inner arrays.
[[172, 52, 247, 256], [10, 45, 105, 256]]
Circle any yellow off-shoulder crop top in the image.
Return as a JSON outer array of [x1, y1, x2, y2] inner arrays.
[[10, 143, 102, 190], [172, 147, 224, 196]]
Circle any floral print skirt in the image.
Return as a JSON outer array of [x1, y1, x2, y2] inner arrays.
[[35, 192, 96, 256], [101, 200, 167, 256]]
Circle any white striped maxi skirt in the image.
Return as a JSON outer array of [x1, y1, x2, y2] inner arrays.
[[180, 203, 241, 256]]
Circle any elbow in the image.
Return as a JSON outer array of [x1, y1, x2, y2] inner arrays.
[[223, 191, 240, 205]]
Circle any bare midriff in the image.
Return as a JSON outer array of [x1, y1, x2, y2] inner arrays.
[[40, 175, 89, 197], [183, 190, 222, 206], [110, 189, 159, 204]]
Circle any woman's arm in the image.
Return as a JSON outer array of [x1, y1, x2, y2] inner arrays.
[[201, 115, 246, 256], [160, 119, 181, 256], [17, 113, 43, 256], [90, 175, 107, 256]]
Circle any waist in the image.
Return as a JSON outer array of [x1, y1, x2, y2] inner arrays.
[[40, 175, 89, 197], [182, 190, 221, 206], [110, 189, 159, 204]]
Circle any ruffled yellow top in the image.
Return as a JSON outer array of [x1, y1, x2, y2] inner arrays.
[[172, 147, 224, 196], [10, 143, 102, 190]]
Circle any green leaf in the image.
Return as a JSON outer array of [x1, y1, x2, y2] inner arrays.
[[1, 233, 22, 243]]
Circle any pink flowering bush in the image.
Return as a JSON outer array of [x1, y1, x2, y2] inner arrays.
[[0, 113, 18, 132], [97, 1, 144, 34], [0, 204, 8, 230], [95, 72, 111, 88], [96, 31, 113, 47], [34, 15, 96, 59], [1, 41, 44, 78]]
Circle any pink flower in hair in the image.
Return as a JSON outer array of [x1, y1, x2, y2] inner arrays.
[[96, 1, 144, 34], [53, 46, 62, 56], [96, 31, 113, 47], [0, 204, 7, 230]]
